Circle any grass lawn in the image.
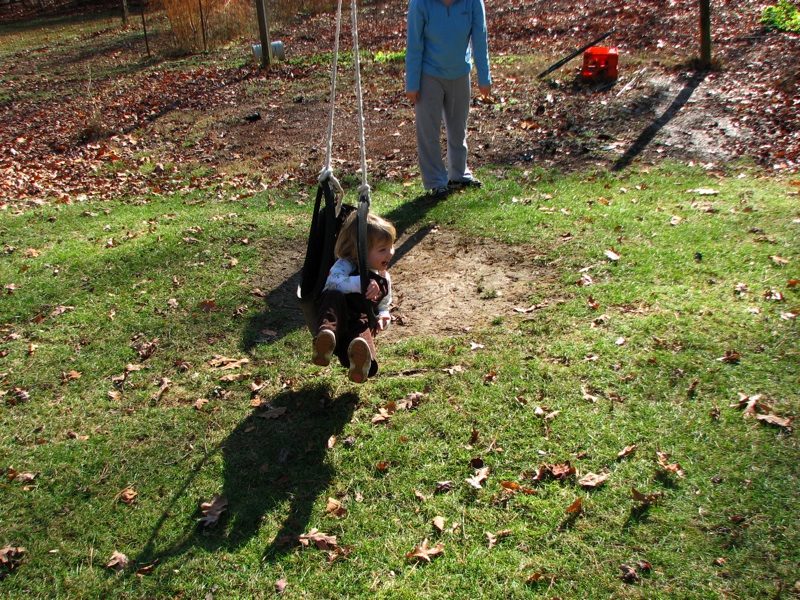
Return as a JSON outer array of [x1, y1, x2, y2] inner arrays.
[[1, 6, 798, 599], [1, 160, 798, 598]]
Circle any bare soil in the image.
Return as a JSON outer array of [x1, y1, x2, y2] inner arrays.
[[2, 0, 798, 337]]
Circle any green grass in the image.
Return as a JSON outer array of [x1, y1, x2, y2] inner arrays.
[[0, 10, 124, 56], [1, 162, 798, 599]]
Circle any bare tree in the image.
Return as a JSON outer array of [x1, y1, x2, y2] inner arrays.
[[700, 0, 711, 68]]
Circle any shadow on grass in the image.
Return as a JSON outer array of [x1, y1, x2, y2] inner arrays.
[[135, 384, 357, 568], [241, 191, 448, 351], [612, 70, 708, 171]]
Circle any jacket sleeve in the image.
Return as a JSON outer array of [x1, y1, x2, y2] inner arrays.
[[323, 259, 362, 294], [405, 0, 424, 92], [471, 0, 491, 87], [377, 272, 392, 320]]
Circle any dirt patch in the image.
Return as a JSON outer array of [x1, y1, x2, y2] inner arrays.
[[383, 226, 554, 340], [256, 227, 556, 340]]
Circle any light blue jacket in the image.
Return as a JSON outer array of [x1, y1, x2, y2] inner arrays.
[[405, 0, 491, 92]]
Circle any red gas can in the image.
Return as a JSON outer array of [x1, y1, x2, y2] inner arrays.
[[582, 46, 618, 81]]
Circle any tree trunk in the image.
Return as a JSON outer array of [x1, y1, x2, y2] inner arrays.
[[700, 0, 712, 68], [121, 0, 129, 26], [254, 0, 272, 68]]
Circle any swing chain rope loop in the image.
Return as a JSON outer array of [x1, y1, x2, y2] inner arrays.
[[319, 0, 345, 205], [350, 0, 370, 201]]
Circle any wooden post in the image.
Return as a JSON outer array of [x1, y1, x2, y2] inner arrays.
[[254, 0, 272, 68], [198, 0, 207, 52], [141, 0, 150, 57], [699, 0, 712, 68]]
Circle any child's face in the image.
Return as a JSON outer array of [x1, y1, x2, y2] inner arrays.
[[368, 241, 395, 272]]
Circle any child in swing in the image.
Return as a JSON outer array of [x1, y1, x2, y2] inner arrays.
[[312, 211, 396, 383]]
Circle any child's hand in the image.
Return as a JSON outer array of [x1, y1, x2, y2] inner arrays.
[[365, 280, 381, 301], [378, 316, 391, 331]]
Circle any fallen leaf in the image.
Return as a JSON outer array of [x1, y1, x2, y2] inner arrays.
[[632, 487, 665, 504], [258, 406, 287, 420], [119, 488, 138, 505], [551, 462, 576, 480], [194, 398, 209, 410], [298, 528, 338, 551], [407, 538, 444, 563], [465, 467, 490, 489], [197, 494, 228, 527], [669, 215, 683, 225], [432, 516, 446, 531], [485, 529, 511, 549], [686, 188, 718, 195], [755, 413, 793, 429], [414, 489, 428, 502], [579, 472, 610, 488], [275, 578, 288, 594], [770, 255, 790, 266], [435, 480, 454, 494], [764, 289, 785, 301], [716, 350, 740, 363], [106, 551, 130, 571], [617, 444, 638, 459], [565, 497, 582, 513], [325, 498, 348, 518], [619, 563, 639, 582], [209, 355, 250, 370], [605, 248, 621, 261]]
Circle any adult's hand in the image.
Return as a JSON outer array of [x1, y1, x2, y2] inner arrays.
[[406, 90, 420, 105], [478, 84, 491, 98]]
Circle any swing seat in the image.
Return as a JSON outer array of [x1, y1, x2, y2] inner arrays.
[[297, 179, 355, 333]]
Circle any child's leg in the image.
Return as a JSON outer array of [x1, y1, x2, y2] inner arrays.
[[313, 290, 347, 366], [345, 311, 379, 383]]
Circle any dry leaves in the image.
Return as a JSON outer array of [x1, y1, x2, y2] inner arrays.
[[485, 529, 511, 549], [733, 393, 793, 430], [579, 472, 610, 488], [209, 355, 250, 370], [632, 487, 665, 505], [325, 498, 348, 519], [465, 466, 490, 490], [197, 494, 228, 527], [407, 538, 444, 563], [298, 528, 338, 551], [106, 551, 130, 571], [119, 488, 138, 505]]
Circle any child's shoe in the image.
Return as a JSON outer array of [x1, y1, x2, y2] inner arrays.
[[312, 329, 336, 366], [347, 337, 371, 383]]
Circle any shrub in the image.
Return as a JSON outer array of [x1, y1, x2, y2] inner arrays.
[[761, 0, 800, 32], [162, 0, 256, 53]]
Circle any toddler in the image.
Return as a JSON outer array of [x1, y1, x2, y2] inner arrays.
[[312, 212, 396, 383]]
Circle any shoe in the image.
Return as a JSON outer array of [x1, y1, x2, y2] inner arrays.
[[347, 337, 371, 383], [448, 178, 482, 190], [312, 329, 336, 366], [427, 185, 450, 199]]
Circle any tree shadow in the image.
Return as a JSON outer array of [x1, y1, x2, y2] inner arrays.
[[241, 190, 448, 351], [135, 384, 357, 567], [612, 70, 708, 171]]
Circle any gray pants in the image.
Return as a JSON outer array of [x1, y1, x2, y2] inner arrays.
[[415, 72, 473, 190]]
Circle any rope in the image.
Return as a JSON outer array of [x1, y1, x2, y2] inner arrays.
[[322, 0, 343, 177], [350, 0, 370, 201]]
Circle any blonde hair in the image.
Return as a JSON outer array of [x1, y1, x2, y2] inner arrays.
[[335, 212, 396, 263]]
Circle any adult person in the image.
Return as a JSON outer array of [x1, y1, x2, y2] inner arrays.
[[405, 0, 492, 198]]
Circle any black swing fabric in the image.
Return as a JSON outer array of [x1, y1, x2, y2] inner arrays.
[[297, 179, 355, 333], [297, 183, 384, 334]]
